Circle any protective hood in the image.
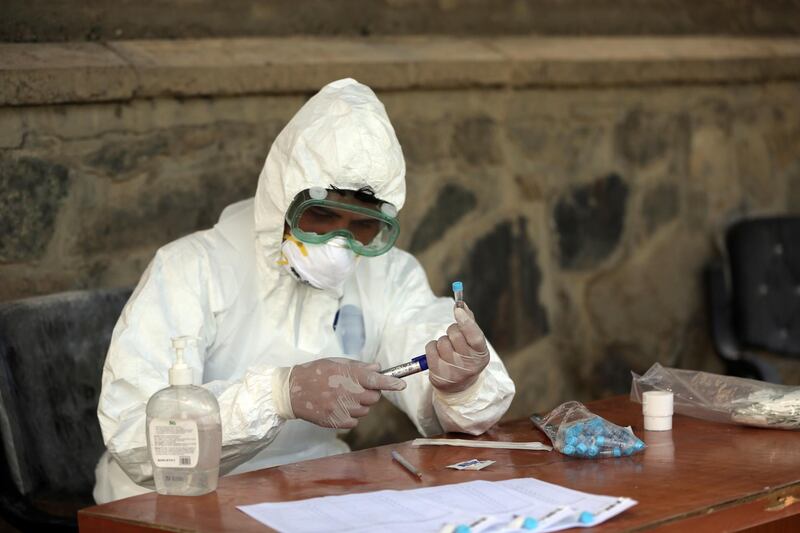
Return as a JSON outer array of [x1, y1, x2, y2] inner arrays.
[[253, 78, 406, 281]]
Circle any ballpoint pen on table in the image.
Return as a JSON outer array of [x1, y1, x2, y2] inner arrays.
[[391, 449, 422, 479]]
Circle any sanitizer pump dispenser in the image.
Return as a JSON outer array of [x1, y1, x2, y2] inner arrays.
[[145, 337, 222, 496]]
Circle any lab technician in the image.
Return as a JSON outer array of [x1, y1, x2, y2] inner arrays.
[[94, 78, 515, 503]]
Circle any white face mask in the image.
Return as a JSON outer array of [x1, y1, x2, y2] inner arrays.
[[280, 235, 358, 292]]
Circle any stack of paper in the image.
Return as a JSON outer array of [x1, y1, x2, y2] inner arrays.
[[238, 477, 636, 532]]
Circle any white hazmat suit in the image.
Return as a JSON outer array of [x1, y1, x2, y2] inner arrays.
[[94, 78, 515, 503]]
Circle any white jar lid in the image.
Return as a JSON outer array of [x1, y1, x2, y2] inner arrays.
[[643, 390, 674, 416]]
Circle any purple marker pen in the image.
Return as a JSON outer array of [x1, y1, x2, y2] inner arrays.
[[380, 355, 428, 378]]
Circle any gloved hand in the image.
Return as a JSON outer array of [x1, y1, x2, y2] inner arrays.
[[426, 303, 490, 394], [287, 357, 406, 429]]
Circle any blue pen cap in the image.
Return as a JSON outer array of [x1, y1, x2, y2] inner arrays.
[[412, 355, 428, 371], [452, 281, 463, 292]]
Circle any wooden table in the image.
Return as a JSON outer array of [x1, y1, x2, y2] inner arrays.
[[79, 396, 800, 532]]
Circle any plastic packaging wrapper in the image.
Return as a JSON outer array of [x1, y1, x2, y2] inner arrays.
[[631, 363, 800, 430], [531, 401, 646, 458]]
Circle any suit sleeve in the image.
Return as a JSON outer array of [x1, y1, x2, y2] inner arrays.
[[97, 240, 287, 487]]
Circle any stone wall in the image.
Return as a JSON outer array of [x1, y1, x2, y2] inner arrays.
[[2, 36, 800, 448], [3, 0, 800, 42]]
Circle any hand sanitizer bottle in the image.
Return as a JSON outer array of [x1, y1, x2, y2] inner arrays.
[[146, 337, 222, 496]]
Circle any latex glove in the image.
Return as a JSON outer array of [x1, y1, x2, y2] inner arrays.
[[426, 303, 490, 393], [287, 357, 406, 429]]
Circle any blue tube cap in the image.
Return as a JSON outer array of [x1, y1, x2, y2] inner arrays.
[[412, 355, 428, 371], [452, 281, 463, 292]]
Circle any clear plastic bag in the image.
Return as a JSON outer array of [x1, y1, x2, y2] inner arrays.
[[631, 363, 800, 430], [531, 401, 646, 458]]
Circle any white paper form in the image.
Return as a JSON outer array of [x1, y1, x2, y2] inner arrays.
[[238, 478, 636, 533], [498, 478, 637, 531], [238, 488, 448, 533]]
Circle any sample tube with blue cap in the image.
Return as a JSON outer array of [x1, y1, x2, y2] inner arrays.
[[453, 281, 464, 308], [380, 281, 464, 378], [507, 515, 539, 530]]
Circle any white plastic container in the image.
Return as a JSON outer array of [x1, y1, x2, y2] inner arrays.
[[643, 390, 674, 431], [146, 337, 222, 496]]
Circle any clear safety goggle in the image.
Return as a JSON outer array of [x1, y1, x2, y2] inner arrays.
[[285, 187, 400, 257]]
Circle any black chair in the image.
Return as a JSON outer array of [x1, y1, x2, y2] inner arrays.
[[0, 287, 132, 532], [707, 216, 800, 383]]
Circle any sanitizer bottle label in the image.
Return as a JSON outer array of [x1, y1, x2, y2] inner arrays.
[[149, 419, 199, 468]]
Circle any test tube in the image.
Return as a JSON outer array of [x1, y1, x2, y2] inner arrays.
[[452, 281, 464, 308]]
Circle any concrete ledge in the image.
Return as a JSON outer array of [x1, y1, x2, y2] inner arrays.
[[0, 42, 138, 105], [106, 37, 512, 98], [494, 37, 800, 87], [2, 36, 800, 106]]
